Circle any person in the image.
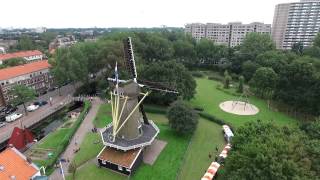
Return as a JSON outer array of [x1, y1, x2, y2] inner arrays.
[[208, 153, 212, 159], [49, 97, 53, 106], [215, 146, 219, 152]]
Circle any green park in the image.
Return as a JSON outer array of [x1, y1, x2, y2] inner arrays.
[[8, 30, 319, 180]]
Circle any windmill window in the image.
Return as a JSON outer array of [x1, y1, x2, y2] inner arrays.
[[118, 166, 123, 171]]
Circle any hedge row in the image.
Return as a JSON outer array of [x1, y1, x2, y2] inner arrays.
[[199, 112, 235, 131], [43, 101, 91, 171], [191, 71, 204, 78], [144, 105, 167, 114]]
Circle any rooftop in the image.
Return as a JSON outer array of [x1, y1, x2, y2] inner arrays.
[[0, 50, 43, 61], [0, 147, 39, 180], [0, 60, 50, 81], [97, 146, 142, 168]]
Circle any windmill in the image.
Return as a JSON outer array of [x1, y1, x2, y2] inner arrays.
[[97, 37, 178, 176]]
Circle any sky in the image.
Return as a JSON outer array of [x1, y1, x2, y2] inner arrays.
[[1, 0, 296, 28]]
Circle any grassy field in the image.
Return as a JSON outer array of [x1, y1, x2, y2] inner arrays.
[[93, 103, 112, 128], [37, 128, 71, 149], [190, 78, 298, 128], [72, 132, 104, 167], [66, 162, 126, 180], [133, 124, 190, 180], [177, 117, 225, 180]]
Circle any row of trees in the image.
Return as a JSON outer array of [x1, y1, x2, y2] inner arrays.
[[239, 33, 320, 116], [222, 120, 320, 179], [50, 32, 197, 105]]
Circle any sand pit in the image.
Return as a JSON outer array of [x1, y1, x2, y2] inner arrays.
[[219, 101, 259, 115]]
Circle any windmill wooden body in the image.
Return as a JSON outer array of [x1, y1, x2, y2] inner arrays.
[[97, 37, 177, 175]]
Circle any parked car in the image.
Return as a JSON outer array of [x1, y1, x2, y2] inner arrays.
[[27, 104, 39, 112], [33, 100, 48, 106], [5, 113, 23, 122], [0, 113, 5, 122], [3, 105, 18, 115], [0, 122, 6, 128]]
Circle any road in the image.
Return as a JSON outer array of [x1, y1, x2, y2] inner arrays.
[[0, 84, 77, 144]]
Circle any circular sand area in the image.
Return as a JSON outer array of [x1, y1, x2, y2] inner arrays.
[[219, 101, 259, 115]]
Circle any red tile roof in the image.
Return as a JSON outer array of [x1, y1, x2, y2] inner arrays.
[[0, 60, 51, 81], [0, 147, 39, 180], [0, 50, 43, 61]]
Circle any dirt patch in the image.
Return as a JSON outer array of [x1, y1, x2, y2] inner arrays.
[[219, 101, 259, 115]]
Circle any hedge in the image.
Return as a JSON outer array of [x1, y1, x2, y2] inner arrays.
[[198, 112, 235, 132], [144, 105, 167, 114]]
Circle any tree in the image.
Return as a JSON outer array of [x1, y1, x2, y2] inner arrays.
[[239, 33, 275, 61], [250, 67, 278, 108], [275, 59, 319, 115], [237, 75, 244, 93], [241, 60, 260, 81], [0, 58, 26, 69], [173, 40, 196, 67], [17, 35, 34, 50], [222, 121, 318, 180], [256, 50, 289, 73], [303, 46, 320, 58], [9, 85, 36, 114], [140, 61, 196, 105], [313, 32, 320, 47], [223, 70, 232, 89], [291, 42, 304, 55], [167, 100, 198, 134], [3, 57, 26, 67]]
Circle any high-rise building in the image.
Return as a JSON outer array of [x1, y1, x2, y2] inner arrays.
[[272, 0, 320, 49], [185, 22, 271, 47]]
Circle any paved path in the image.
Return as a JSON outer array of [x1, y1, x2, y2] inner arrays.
[[50, 97, 103, 180]]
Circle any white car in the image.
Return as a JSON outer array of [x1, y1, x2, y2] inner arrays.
[[26, 104, 39, 112], [5, 113, 23, 122]]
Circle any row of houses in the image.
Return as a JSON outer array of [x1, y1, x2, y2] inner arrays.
[[0, 50, 53, 107]]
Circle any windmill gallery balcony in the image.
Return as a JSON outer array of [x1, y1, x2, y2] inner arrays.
[[100, 120, 159, 151]]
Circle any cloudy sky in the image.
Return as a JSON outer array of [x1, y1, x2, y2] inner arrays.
[[2, 0, 295, 28]]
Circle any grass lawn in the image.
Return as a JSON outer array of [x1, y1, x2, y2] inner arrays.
[[190, 78, 299, 128], [66, 162, 126, 180], [36, 128, 71, 149], [72, 132, 104, 167], [133, 124, 191, 180], [93, 103, 112, 128], [177, 118, 225, 180]]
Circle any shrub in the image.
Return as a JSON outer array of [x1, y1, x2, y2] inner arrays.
[[191, 71, 204, 78], [193, 106, 204, 112], [167, 100, 199, 134], [144, 105, 167, 114]]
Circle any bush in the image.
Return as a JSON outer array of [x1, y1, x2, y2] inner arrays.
[[144, 105, 167, 114], [191, 71, 204, 78], [198, 112, 234, 131], [193, 106, 204, 112], [208, 75, 224, 82], [167, 100, 199, 134]]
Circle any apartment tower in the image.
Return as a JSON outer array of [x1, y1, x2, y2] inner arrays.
[[272, 0, 320, 49], [185, 22, 271, 47]]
